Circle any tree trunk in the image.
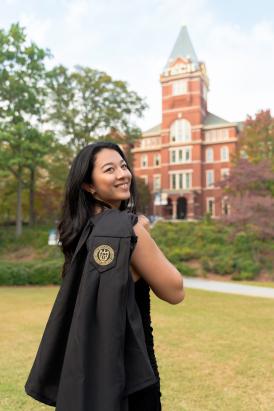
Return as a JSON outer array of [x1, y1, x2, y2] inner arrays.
[[16, 173, 22, 237], [29, 166, 36, 226]]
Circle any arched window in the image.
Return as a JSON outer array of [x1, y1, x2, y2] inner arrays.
[[170, 119, 191, 143], [221, 146, 229, 161]]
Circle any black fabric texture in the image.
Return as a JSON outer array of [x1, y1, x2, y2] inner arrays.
[[127, 278, 162, 410], [24, 208, 158, 411]]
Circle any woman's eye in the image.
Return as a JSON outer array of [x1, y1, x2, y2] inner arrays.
[[105, 164, 127, 172]]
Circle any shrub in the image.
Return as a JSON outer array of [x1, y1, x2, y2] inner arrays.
[[210, 256, 235, 275], [201, 256, 214, 272], [233, 258, 261, 276], [0, 260, 62, 285], [232, 271, 257, 281], [175, 262, 197, 277]]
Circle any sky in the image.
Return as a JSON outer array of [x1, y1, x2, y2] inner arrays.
[[1, 0, 274, 131]]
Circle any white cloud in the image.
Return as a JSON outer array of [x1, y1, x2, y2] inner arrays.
[[200, 20, 274, 122], [1, 0, 274, 129], [19, 13, 52, 47]]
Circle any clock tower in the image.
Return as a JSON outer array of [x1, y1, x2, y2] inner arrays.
[[131, 26, 239, 220]]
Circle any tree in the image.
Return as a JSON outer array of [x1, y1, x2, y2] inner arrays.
[[135, 177, 151, 215], [236, 109, 274, 168], [24, 127, 56, 226], [34, 142, 74, 223], [217, 158, 274, 239], [0, 23, 52, 235], [216, 109, 274, 239], [46, 65, 148, 150]]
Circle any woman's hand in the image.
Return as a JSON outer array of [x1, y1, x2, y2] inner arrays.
[[137, 214, 150, 231], [130, 215, 150, 283]]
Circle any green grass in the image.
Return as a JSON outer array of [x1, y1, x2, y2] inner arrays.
[[0, 286, 274, 411]]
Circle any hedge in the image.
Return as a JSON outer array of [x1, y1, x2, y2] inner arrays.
[[0, 260, 63, 285]]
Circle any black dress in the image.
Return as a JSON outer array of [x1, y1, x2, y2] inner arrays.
[[128, 277, 162, 410]]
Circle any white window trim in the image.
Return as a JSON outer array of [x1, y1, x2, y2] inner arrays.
[[206, 197, 215, 217], [141, 137, 162, 148], [206, 169, 214, 188], [221, 196, 231, 216], [170, 119, 192, 143], [205, 129, 229, 142], [154, 153, 161, 167], [169, 146, 192, 164], [153, 174, 161, 191], [221, 146, 229, 162], [141, 154, 148, 168], [169, 171, 192, 190], [140, 175, 148, 185], [206, 147, 214, 163], [221, 168, 230, 180], [173, 79, 188, 96]]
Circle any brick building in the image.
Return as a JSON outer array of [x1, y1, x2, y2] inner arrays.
[[131, 26, 241, 219]]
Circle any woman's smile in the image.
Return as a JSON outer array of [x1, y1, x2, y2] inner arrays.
[[115, 182, 130, 190]]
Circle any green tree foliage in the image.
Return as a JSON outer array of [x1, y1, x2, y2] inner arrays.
[[237, 109, 274, 168], [217, 110, 274, 239], [0, 24, 148, 232], [135, 176, 151, 214], [0, 23, 55, 235], [46, 65, 148, 150]]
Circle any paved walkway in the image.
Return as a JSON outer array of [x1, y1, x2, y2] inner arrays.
[[183, 277, 274, 299]]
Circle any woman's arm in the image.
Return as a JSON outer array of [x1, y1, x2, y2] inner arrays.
[[130, 217, 185, 305]]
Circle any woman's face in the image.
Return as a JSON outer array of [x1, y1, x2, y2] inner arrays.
[[89, 148, 132, 208]]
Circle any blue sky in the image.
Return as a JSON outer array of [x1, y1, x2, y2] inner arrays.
[[1, 0, 274, 130]]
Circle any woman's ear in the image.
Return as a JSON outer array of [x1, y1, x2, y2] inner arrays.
[[81, 183, 95, 194]]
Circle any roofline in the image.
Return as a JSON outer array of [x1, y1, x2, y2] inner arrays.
[[202, 123, 240, 130], [142, 130, 161, 137]]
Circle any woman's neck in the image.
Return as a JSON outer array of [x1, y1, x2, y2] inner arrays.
[[93, 198, 113, 215]]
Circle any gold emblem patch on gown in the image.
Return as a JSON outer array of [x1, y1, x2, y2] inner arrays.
[[93, 245, 115, 266]]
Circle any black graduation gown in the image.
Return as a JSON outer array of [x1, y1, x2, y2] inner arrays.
[[24, 208, 158, 410]]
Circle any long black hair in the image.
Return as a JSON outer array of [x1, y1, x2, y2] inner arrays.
[[58, 141, 138, 278]]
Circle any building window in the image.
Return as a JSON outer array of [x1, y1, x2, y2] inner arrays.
[[240, 149, 248, 159], [154, 153, 161, 166], [221, 168, 230, 180], [171, 150, 176, 163], [185, 173, 191, 189], [170, 172, 192, 190], [141, 154, 148, 168], [170, 146, 192, 163], [170, 119, 191, 143], [173, 79, 187, 96], [141, 137, 161, 148], [172, 174, 176, 189], [221, 146, 229, 161], [206, 197, 215, 216], [206, 170, 214, 187], [140, 175, 148, 185], [221, 196, 230, 215], [205, 129, 229, 142], [153, 175, 161, 191], [206, 148, 214, 162], [185, 147, 191, 161], [178, 174, 183, 189]]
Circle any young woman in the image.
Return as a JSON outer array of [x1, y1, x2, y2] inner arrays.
[[58, 141, 185, 410]]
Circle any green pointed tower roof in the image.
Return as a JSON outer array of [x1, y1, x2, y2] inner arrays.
[[164, 26, 198, 69]]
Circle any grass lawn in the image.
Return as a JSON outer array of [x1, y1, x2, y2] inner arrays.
[[0, 286, 274, 411]]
